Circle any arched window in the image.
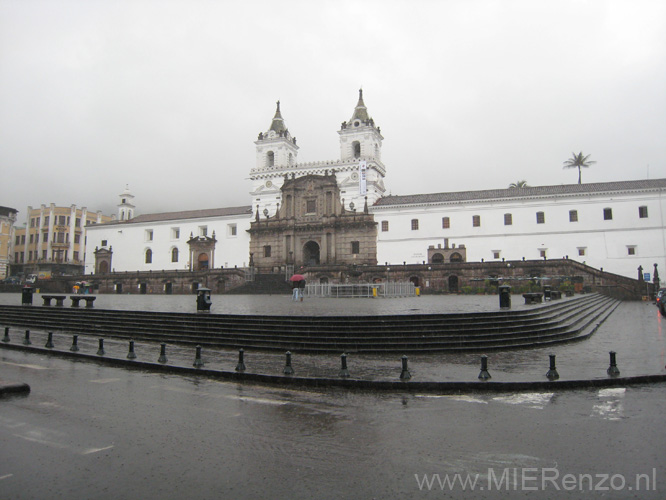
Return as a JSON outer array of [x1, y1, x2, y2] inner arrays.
[[171, 247, 179, 263], [288, 153, 293, 165], [352, 141, 361, 158], [145, 248, 152, 264], [267, 151, 275, 167]]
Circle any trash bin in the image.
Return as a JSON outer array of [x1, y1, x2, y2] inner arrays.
[[499, 285, 511, 309], [543, 285, 551, 300], [21, 286, 34, 306], [196, 288, 212, 312]]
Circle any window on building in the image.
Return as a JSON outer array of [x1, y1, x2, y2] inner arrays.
[[228, 224, 237, 237], [28, 251, 32, 261], [199, 226, 208, 237], [42, 250, 47, 260], [493, 251, 500, 259], [30, 218, 36, 228], [381, 221, 389, 232], [73, 251, 79, 261], [306, 199, 316, 214], [352, 141, 361, 158], [603, 208, 613, 220], [57, 232, 65, 243], [43, 233, 48, 243], [578, 247, 586, 256], [627, 246, 636, 256], [442, 217, 450, 229], [569, 210, 578, 222], [76, 218, 81, 227], [101, 239, 107, 246], [15, 236, 20, 245], [75, 234, 81, 244], [351, 241, 360, 254], [58, 215, 66, 225], [21, 235, 25, 244], [146, 229, 153, 241], [29, 234, 34, 244], [639, 206, 648, 218], [172, 228, 180, 240], [540, 249, 547, 258], [171, 247, 179, 262], [472, 215, 481, 227], [264, 245, 271, 258], [411, 219, 419, 230], [44, 216, 49, 226], [536, 211, 545, 224], [145, 248, 152, 263], [267, 151, 275, 167], [504, 213, 512, 226]]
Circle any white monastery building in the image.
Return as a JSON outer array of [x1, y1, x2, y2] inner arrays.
[[85, 91, 666, 280]]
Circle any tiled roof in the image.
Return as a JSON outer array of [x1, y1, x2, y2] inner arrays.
[[373, 179, 666, 207], [102, 206, 252, 226]]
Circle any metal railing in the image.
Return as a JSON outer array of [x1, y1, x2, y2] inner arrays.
[[303, 281, 416, 298]]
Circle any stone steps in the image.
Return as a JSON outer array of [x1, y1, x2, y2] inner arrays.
[[0, 294, 619, 353]]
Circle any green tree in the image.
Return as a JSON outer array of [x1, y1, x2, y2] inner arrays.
[[563, 151, 596, 184], [509, 180, 529, 188]]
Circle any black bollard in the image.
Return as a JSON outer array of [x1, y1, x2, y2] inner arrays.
[[478, 355, 491, 380], [97, 338, 105, 356], [546, 354, 559, 380], [607, 351, 620, 377], [339, 353, 350, 378], [158, 343, 168, 364], [45, 332, 54, 349], [70, 334, 79, 352], [400, 355, 411, 380], [127, 339, 137, 360], [23, 329, 31, 346], [235, 348, 246, 372], [283, 351, 294, 375], [193, 345, 204, 368], [2, 327, 10, 343]]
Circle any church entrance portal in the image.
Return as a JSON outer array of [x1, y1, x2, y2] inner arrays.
[[303, 241, 320, 266]]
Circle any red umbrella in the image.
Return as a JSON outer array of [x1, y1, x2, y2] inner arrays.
[[290, 274, 305, 281]]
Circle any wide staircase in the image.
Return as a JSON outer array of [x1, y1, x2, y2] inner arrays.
[[0, 294, 619, 353]]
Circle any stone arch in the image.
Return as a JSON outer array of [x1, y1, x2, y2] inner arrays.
[[450, 252, 463, 262], [197, 252, 209, 270], [431, 253, 444, 264], [448, 275, 459, 292], [409, 276, 420, 287], [352, 141, 361, 158], [303, 241, 320, 266]]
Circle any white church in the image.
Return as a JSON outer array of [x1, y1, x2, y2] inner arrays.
[[85, 91, 666, 280]]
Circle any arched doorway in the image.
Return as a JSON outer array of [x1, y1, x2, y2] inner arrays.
[[197, 253, 209, 270], [99, 261, 109, 274], [448, 275, 459, 292], [431, 253, 444, 264], [409, 276, 420, 287], [303, 241, 320, 266]]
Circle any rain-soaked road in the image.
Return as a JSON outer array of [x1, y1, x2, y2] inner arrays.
[[1, 348, 665, 499]]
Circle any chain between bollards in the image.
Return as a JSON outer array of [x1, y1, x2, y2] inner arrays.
[[607, 351, 620, 377], [478, 355, 491, 380], [283, 351, 294, 375], [193, 345, 204, 368], [546, 353, 559, 380], [235, 348, 246, 372], [45, 332, 54, 349], [127, 339, 137, 360]]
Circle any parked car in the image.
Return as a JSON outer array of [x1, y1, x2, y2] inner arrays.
[[656, 288, 666, 315], [1, 276, 21, 285]]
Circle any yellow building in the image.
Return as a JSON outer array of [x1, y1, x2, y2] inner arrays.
[[0, 206, 18, 279], [12, 204, 114, 277]]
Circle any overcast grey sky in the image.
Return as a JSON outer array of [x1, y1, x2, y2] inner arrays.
[[1, 0, 665, 224]]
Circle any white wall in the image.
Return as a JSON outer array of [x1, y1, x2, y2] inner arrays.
[[85, 214, 252, 274]]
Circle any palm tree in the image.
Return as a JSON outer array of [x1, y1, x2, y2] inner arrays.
[[509, 180, 529, 188], [563, 151, 596, 184]]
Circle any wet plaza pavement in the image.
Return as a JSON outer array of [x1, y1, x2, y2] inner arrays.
[[1, 293, 666, 498]]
